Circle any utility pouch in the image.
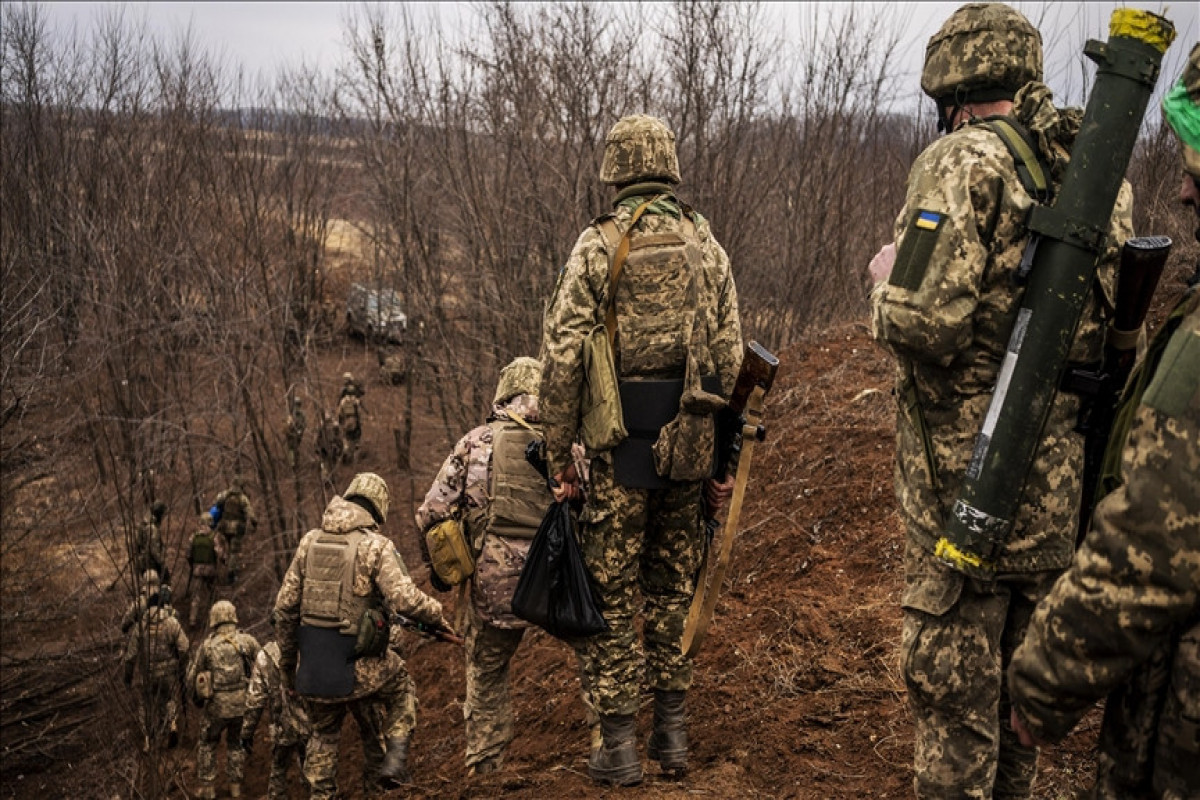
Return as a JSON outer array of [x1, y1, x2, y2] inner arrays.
[[580, 325, 627, 451], [425, 517, 475, 587], [652, 384, 724, 481], [194, 670, 213, 701], [354, 608, 390, 659]]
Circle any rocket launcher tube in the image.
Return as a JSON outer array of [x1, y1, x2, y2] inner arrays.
[[934, 9, 1176, 579]]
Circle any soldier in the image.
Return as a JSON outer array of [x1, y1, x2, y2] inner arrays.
[[286, 396, 307, 468], [337, 372, 365, 464], [417, 356, 589, 775], [241, 641, 311, 800], [1007, 43, 1200, 799], [214, 477, 256, 585], [133, 500, 169, 582], [185, 600, 260, 800], [315, 410, 343, 479], [186, 512, 226, 628], [122, 590, 189, 750], [121, 568, 172, 634], [867, 4, 1133, 797], [273, 473, 452, 799], [540, 114, 742, 785]]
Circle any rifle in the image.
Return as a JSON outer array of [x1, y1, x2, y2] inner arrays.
[[392, 615, 464, 646], [681, 341, 779, 658], [1072, 236, 1171, 545]]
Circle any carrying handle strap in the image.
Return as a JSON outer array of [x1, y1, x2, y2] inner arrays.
[[506, 410, 537, 434], [604, 196, 663, 348]]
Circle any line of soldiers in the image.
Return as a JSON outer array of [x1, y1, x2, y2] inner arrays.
[[287, 373, 368, 480]]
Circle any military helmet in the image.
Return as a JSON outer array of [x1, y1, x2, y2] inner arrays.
[[208, 599, 238, 627], [493, 357, 543, 406], [344, 472, 390, 524], [200, 511, 214, 528], [921, 3, 1042, 105], [600, 114, 682, 186], [142, 568, 161, 589], [342, 372, 355, 384], [150, 500, 167, 519]]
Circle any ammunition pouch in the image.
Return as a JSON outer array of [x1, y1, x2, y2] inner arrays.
[[194, 670, 213, 702], [295, 624, 357, 698], [611, 376, 721, 489], [424, 518, 474, 587], [354, 607, 390, 659]]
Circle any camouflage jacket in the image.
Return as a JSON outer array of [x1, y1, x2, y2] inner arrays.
[[540, 184, 743, 476], [415, 394, 541, 628], [188, 525, 227, 580], [186, 623, 260, 719], [871, 82, 1134, 573], [133, 517, 165, 573], [120, 585, 173, 633], [216, 489, 254, 530], [123, 605, 189, 682], [274, 496, 444, 701], [338, 394, 361, 432], [1008, 300, 1199, 796], [242, 641, 310, 743]]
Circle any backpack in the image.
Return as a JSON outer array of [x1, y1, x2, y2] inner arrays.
[[191, 530, 217, 565]]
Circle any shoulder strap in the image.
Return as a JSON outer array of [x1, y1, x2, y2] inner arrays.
[[505, 410, 538, 434], [985, 117, 1050, 202], [603, 196, 665, 348]]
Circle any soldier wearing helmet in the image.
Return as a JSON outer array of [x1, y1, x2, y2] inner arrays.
[[337, 372, 366, 464], [540, 114, 743, 785], [186, 512, 227, 628], [273, 473, 452, 798], [122, 573, 189, 751], [185, 600, 260, 799], [214, 478, 256, 585], [133, 499, 169, 582], [120, 568, 175, 634], [866, 4, 1134, 797], [416, 357, 597, 776]]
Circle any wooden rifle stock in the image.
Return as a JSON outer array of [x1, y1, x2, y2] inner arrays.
[[714, 342, 779, 478]]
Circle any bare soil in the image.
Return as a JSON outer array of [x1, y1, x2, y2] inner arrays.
[[2, 319, 1121, 799]]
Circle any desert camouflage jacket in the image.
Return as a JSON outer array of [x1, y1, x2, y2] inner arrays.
[[216, 489, 254, 531], [120, 585, 172, 633], [123, 605, 189, 681], [186, 623, 260, 719], [242, 641, 310, 744], [1008, 300, 1199, 796], [871, 81, 1134, 573], [540, 184, 743, 476], [274, 496, 444, 701]]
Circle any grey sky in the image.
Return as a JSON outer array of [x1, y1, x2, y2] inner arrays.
[[38, 2, 1198, 110]]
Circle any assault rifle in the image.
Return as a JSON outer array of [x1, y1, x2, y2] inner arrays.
[[392, 615, 464, 646], [1073, 235, 1171, 545]]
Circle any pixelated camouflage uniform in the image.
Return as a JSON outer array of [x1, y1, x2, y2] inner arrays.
[[870, 81, 1133, 799], [286, 406, 306, 468], [123, 604, 189, 746], [316, 412, 343, 476], [185, 621, 260, 799], [416, 393, 592, 771], [187, 520, 227, 628], [133, 513, 167, 579], [242, 642, 311, 800], [338, 391, 363, 464], [121, 579, 173, 634], [215, 487, 255, 580], [1009, 296, 1200, 799], [273, 496, 444, 799], [540, 183, 742, 718]]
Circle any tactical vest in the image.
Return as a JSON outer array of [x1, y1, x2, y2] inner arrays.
[[191, 530, 217, 565], [338, 395, 360, 433], [144, 609, 179, 677], [209, 630, 251, 694], [486, 417, 554, 540], [597, 210, 704, 379], [299, 530, 371, 634], [222, 493, 247, 523]]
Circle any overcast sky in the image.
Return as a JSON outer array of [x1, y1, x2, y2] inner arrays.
[[36, 2, 1198, 111]]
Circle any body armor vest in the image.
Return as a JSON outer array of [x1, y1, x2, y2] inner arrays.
[[487, 419, 554, 540], [208, 630, 250, 694], [300, 530, 370, 634], [144, 609, 179, 678], [222, 493, 247, 523]]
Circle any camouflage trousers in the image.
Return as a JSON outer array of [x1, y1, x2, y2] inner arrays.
[[266, 729, 307, 800], [901, 539, 1059, 799], [574, 459, 704, 717], [189, 576, 219, 628], [342, 427, 361, 464], [303, 667, 418, 800], [196, 713, 245, 798], [464, 601, 526, 768], [136, 673, 181, 743]]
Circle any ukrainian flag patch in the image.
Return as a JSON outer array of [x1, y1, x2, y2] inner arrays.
[[915, 210, 942, 230]]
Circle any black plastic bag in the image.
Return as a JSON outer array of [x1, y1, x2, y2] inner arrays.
[[512, 500, 608, 639]]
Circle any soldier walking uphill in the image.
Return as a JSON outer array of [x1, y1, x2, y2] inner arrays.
[[241, 641, 311, 800], [122, 589, 188, 751], [121, 569, 172, 634], [867, 4, 1133, 797], [187, 513, 227, 628], [186, 600, 260, 800], [213, 478, 256, 585], [417, 357, 587, 776], [286, 396, 307, 469], [273, 473, 453, 799], [1007, 44, 1200, 799], [133, 500, 169, 583], [337, 372, 365, 464], [540, 114, 742, 785]]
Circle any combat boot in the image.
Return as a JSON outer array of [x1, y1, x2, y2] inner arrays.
[[647, 689, 688, 776], [467, 754, 501, 776], [379, 736, 412, 786], [588, 714, 642, 786]]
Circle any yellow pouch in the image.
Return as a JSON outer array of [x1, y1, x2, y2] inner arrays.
[[424, 518, 475, 586]]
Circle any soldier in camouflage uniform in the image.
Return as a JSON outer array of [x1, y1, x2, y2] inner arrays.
[[337, 372, 365, 464], [1007, 43, 1200, 800], [241, 641, 311, 800], [123, 591, 189, 750], [121, 568, 172, 634], [187, 512, 227, 628], [273, 473, 451, 799], [185, 600, 260, 799], [214, 478, 255, 585], [133, 500, 169, 582], [867, 5, 1133, 797], [540, 114, 742, 785], [286, 396, 306, 468], [315, 410, 343, 480], [417, 357, 593, 775]]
